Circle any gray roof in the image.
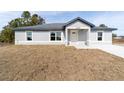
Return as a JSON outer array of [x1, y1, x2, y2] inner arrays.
[[14, 23, 66, 31], [91, 26, 117, 31], [13, 17, 117, 31]]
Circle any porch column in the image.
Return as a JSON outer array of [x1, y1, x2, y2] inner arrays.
[[65, 28, 68, 46], [87, 28, 90, 46]]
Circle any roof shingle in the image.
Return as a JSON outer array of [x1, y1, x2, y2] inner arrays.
[[13, 23, 66, 31], [91, 26, 117, 31]]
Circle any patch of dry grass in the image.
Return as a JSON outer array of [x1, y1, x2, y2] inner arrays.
[[113, 39, 124, 44], [0, 45, 124, 81]]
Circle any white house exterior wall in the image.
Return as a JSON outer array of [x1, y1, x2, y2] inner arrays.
[[66, 20, 91, 29], [33, 31, 50, 41], [89, 30, 112, 46], [15, 31, 25, 41], [78, 30, 87, 41], [15, 31, 65, 45]]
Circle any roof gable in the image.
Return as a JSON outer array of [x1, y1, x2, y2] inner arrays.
[[64, 17, 95, 27]]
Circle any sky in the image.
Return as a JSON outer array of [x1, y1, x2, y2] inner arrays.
[[0, 11, 124, 36]]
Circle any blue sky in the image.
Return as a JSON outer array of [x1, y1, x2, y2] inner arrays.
[[0, 11, 124, 36]]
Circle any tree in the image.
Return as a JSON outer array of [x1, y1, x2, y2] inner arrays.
[[31, 14, 45, 25], [0, 11, 45, 43], [39, 16, 45, 24], [31, 14, 39, 25], [112, 33, 117, 37], [21, 11, 31, 25], [0, 27, 14, 43], [9, 18, 22, 28], [32, 14, 38, 17], [21, 11, 31, 19], [99, 24, 107, 27]]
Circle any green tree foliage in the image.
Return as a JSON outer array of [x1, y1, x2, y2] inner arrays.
[[99, 24, 107, 27], [0, 11, 45, 43], [21, 11, 31, 19], [0, 27, 14, 43], [112, 33, 117, 37], [31, 14, 40, 25], [39, 16, 45, 24], [31, 14, 45, 25], [9, 18, 22, 28]]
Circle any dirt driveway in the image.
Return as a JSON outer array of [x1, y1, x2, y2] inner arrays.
[[0, 45, 124, 80]]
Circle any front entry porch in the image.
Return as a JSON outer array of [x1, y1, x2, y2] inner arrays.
[[65, 29, 89, 46]]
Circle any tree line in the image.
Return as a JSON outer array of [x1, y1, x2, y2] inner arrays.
[[0, 11, 45, 43]]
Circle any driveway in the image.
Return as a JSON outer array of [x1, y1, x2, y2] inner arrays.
[[96, 45, 124, 58], [75, 44, 124, 58]]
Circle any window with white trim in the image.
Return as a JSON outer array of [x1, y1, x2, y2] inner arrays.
[[26, 31, 32, 41], [50, 32, 61, 41], [97, 32, 103, 41]]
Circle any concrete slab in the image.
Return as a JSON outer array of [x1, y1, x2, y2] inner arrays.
[[75, 45, 124, 58]]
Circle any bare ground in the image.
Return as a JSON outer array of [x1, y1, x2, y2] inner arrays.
[[113, 38, 124, 44], [0, 45, 124, 81]]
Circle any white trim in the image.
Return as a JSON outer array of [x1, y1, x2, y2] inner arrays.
[[84, 28, 90, 46], [67, 27, 90, 29], [49, 31, 51, 42], [65, 28, 68, 45], [77, 30, 78, 41]]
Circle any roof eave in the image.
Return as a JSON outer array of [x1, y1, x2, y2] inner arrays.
[[91, 28, 117, 31], [13, 28, 64, 31]]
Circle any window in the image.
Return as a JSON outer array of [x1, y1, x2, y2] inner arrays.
[[50, 32, 61, 41], [56, 32, 61, 40], [26, 31, 32, 41], [97, 32, 103, 41], [51, 32, 55, 41]]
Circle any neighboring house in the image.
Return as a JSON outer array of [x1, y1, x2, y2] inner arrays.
[[14, 17, 117, 46]]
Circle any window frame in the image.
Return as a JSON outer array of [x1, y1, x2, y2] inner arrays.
[[97, 31, 103, 41], [50, 32, 56, 41], [50, 31, 62, 41], [56, 32, 62, 41], [26, 31, 33, 41]]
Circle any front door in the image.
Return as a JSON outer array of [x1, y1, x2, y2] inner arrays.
[[70, 30, 78, 42]]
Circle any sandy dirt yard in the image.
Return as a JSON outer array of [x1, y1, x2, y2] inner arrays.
[[113, 39, 124, 44], [0, 45, 124, 81], [113, 39, 124, 47]]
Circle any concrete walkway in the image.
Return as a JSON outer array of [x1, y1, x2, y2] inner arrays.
[[75, 45, 124, 58], [96, 45, 124, 58]]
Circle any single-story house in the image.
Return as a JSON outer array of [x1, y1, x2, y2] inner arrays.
[[14, 17, 117, 46]]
